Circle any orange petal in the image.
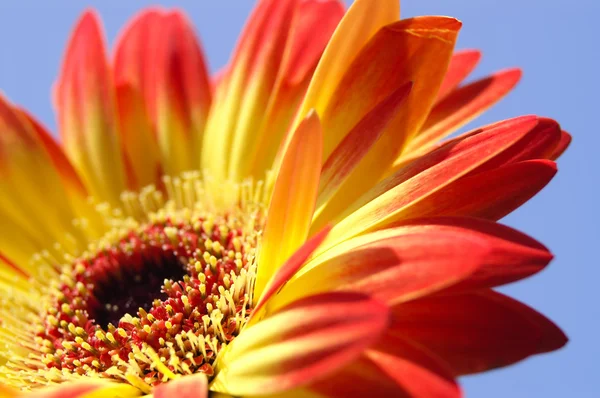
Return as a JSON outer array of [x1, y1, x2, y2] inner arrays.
[[55, 10, 126, 204], [294, 0, 399, 129], [202, 0, 299, 180], [406, 68, 522, 154], [211, 292, 389, 395], [315, 82, 412, 215], [318, 116, 539, 250], [271, 224, 489, 310], [154, 374, 208, 398], [390, 290, 567, 375], [114, 9, 212, 176], [310, 17, 462, 230], [436, 49, 481, 102], [254, 113, 322, 299], [249, 226, 331, 327], [400, 159, 557, 221], [243, 0, 345, 179]]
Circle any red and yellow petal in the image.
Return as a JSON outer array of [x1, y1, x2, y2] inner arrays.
[[294, 0, 399, 131], [55, 10, 127, 205], [318, 116, 539, 250], [270, 224, 489, 310], [311, 17, 462, 230], [202, 0, 299, 180], [239, 0, 345, 179], [389, 290, 567, 375], [211, 292, 389, 396], [114, 9, 211, 177], [250, 226, 331, 327], [254, 113, 322, 298], [314, 82, 412, 218], [399, 159, 557, 221]]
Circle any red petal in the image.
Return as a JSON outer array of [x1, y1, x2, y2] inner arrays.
[[399, 159, 557, 221], [390, 290, 567, 375], [365, 335, 460, 398], [436, 49, 482, 102], [56, 10, 126, 203], [319, 116, 539, 248], [393, 217, 553, 291], [211, 292, 389, 396], [409, 68, 522, 153], [244, 0, 344, 178], [272, 224, 489, 310], [550, 130, 572, 160], [114, 9, 211, 176]]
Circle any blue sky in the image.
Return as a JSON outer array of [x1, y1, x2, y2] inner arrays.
[[0, 1, 597, 396]]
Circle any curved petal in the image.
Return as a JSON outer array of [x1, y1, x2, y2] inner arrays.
[[254, 113, 322, 299], [211, 292, 389, 396], [364, 335, 461, 398], [114, 83, 162, 190], [407, 68, 522, 154], [391, 217, 553, 292], [113, 9, 211, 176], [436, 49, 481, 102], [318, 116, 539, 251], [550, 130, 572, 160], [202, 0, 299, 180], [310, 16, 462, 232], [249, 226, 331, 327], [389, 290, 567, 375], [294, 0, 399, 130], [153, 373, 208, 398], [315, 82, 413, 215], [55, 10, 126, 204], [397, 159, 557, 221], [0, 95, 87, 274], [241, 0, 345, 179], [271, 224, 489, 310]]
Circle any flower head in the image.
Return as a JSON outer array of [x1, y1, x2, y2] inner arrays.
[[0, 0, 570, 397]]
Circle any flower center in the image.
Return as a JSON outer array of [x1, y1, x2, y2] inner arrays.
[[0, 176, 266, 392]]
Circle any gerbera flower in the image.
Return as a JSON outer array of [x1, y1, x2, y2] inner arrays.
[[0, 0, 571, 397]]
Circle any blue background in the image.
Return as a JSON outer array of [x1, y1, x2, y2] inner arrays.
[[0, 1, 597, 396]]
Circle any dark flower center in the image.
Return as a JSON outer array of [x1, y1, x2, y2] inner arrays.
[[33, 216, 258, 390], [90, 249, 187, 329]]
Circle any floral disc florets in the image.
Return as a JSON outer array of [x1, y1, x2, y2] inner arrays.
[[0, 175, 267, 393]]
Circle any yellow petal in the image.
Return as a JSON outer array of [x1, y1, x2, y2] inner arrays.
[[253, 112, 322, 299]]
